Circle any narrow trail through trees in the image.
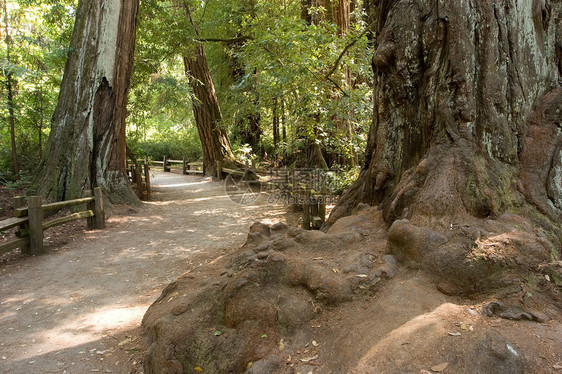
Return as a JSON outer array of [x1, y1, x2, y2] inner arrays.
[[0, 172, 286, 373]]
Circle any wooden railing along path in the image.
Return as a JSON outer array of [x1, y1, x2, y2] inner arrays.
[[151, 156, 205, 175], [128, 158, 151, 200], [0, 188, 105, 256], [131, 156, 331, 230]]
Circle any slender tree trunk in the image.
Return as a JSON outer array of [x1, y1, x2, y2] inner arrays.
[[281, 98, 287, 145], [332, 0, 357, 168], [35, 0, 140, 203], [300, 0, 330, 169], [183, 47, 234, 175], [6, 75, 19, 177], [273, 97, 280, 148], [332, 0, 350, 36], [3, 0, 19, 178], [242, 95, 262, 156], [180, 2, 234, 175], [38, 84, 43, 159]]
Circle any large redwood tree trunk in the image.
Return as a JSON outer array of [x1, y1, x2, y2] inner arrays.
[[328, 0, 561, 290], [36, 0, 139, 203], [331, 0, 561, 224]]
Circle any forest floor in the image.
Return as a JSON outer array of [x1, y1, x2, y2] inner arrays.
[[0, 172, 560, 374], [0, 171, 294, 374]]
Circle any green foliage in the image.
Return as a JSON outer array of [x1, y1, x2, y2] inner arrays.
[[4, 0, 374, 187], [0, 0, 76, 179], [326, 165, 361, 196], [127, 125, 202, 162]]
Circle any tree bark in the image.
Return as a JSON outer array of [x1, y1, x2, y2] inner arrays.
[[183, 46, 234, 175], [38, 85, 44, 159], [35, 0, 139, 203], [330, 0, 562, 227], [180, 2, 234, 175], [332, 0, 350, 36], [273, 97, 280, 148], [281, 98, 287, 144]]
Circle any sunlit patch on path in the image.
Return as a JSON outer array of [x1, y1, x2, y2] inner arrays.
[[0, 172, 285, 373]]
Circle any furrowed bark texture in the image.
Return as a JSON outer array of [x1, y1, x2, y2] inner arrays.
[[183, 45, 234, 176], [330, 0, 562, 227], [36, 0, 139, 203]]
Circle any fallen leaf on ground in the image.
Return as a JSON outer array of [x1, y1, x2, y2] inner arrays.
[[300, 354, 318, 362], [194, 367, 203, 372], [448, 332, 461, 336], [431, 362, 449, 372], [118, 338, 132, 346]]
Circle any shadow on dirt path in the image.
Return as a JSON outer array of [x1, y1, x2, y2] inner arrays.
[[0, 172, 286, 374]]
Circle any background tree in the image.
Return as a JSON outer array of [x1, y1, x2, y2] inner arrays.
[[180, 1, 235, 175], [126, 0, 373, 175], [3, 0, 375, 190], [35, 0, 139, 202], [2, 0, 19, 177]]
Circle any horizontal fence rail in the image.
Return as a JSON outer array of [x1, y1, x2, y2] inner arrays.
[[146, 156, 205, 175], [0, 187, 105, 256]]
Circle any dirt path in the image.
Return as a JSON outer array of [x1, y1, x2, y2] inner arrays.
[[0, 172, 287, 374]]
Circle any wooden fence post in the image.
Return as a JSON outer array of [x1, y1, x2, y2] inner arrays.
[[84, 190, 96, 230], [28, 196, 43, 255], [144, 157, 151, 200], [134, 165, 143, 199], [13, 196, 29, 254], [163, 156, 168, 172], [182, 156, 187, 174], [93, 187, 105, 229]]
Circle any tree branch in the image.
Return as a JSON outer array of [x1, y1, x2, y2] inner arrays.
[[324, 21, 376, 79], [195, 36, 253, 43]]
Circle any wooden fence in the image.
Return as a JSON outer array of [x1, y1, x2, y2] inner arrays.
[[0, 188, 105, 256], [134, 157, 330, 230], [128, 158, 151, 200], [151, 156, 205, 175]]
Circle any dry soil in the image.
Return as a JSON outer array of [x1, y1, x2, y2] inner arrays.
[[0, 172, 288, 374]]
